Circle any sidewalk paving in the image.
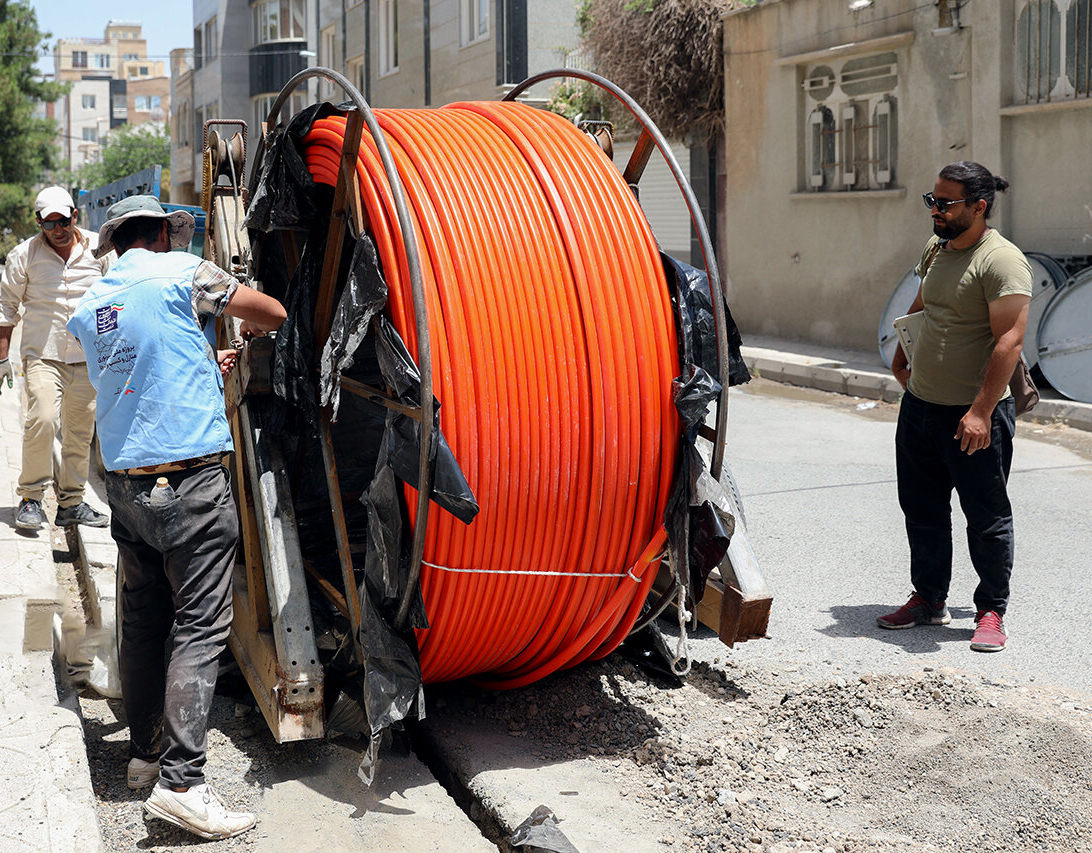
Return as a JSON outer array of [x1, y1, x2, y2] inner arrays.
[[740, 333, 1092, 432], [0, 363, 103, 853]]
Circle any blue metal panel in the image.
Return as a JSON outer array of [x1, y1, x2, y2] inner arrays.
[[77, 167, 207, 257], [77, 166, 163, 232]]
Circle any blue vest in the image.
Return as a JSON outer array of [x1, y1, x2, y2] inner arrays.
[[67, 249, 234, 470]]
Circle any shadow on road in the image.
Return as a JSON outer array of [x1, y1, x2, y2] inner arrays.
[[818, 603, 977, 652]]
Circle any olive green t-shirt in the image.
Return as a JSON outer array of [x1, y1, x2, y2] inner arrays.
[[907, 229, 1032, 406]]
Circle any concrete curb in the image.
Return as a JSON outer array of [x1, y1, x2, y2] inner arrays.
[[0, 367, 103, 853], [741, 346, 1092, 432]]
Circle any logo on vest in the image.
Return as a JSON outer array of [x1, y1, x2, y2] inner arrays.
[[95, 303, 124, 335]]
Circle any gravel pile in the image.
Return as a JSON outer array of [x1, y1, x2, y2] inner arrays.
[[434, 654, 1092, 853], [76, 630, 1092, 853]]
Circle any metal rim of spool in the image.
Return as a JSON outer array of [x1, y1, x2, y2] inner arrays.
[[259, 67, 434, 632], [504, 68, 732, 483], [877, 267, 921, 369], [1036, 265, 1092, 403], [256, 67, 732, 635], [1024, 252, 1068, 372]]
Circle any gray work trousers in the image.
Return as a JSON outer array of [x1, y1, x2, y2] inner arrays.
[[105, 463, 237, 789]]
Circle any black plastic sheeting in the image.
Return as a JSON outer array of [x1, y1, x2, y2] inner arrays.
[[666, 253, 751, 393], [245, 104, 477, 785], [659, 253, 748, 629], [509, 806, 581, 853], [246, 101, 337, 235]]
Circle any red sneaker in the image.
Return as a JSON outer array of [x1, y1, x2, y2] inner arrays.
[[877, 593, 951, 629], [970, 610, 1007, 652]]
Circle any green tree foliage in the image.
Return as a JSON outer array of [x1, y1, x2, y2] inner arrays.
[[0, 0, 67, 256], [79, 122, 170, 191]]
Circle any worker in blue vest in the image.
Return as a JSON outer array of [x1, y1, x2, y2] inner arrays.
[[67, 195, 286, 841]]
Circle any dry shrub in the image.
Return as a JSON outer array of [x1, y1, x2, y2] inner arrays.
[[583, 0, 738, 142]]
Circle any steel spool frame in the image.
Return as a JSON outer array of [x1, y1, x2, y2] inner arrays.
[[255, 66, 731, 644]]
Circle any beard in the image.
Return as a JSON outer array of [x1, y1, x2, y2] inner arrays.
[[933, 213, 971, 241]]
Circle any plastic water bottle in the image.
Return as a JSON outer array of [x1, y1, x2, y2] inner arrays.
[[149, 476, 173, 507]]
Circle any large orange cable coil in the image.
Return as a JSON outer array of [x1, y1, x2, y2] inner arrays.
[[301, 103, 681, 688]]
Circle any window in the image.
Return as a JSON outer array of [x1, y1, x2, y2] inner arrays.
[[253, 0, 306, 43], [460, 0, 489, 45], [253, 92, 307, 132], [379, 0, 398, 75], [139, 66, 149, 76], [112, 93, 128, 119], [81, 94, 96, 109], [194, 27, 203, 70], [134, 95, 161, 112], [802, 52, 899, 192], [82, 127, 98, 142], [348, 54, 367, 96], [195, 101, 221, 149], [1015, 0, 1091, 103], [177, 102, 191, 147], [320, 25, 337, 97], [205, 17, 218, 61], [72, 50, 88, 68], [95, 54, 111, 69]]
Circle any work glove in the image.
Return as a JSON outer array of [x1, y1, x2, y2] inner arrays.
[[0, 358, 12, 394]]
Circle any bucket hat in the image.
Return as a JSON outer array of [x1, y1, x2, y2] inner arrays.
[[94, 195, 195, 259]]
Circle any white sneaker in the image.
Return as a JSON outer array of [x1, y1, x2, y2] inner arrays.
[[127, 757, 160, 789], [144, 782, 256, 840]]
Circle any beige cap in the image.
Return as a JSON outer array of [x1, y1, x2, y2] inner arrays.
[[35, 186, 76, 219]]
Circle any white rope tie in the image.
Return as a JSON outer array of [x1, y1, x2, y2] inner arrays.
[[671, 575, 693, 677], [422, 559, 631, 578]]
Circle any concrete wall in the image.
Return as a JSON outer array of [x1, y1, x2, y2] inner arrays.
[[325, 0, 581, 108], [721, 0, 1092, 351]]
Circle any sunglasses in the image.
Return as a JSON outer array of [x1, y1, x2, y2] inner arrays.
[[921, 193, 968, 214], [38, 215, 73, 231]]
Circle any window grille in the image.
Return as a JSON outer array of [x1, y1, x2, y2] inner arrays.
[[802, 53, 898, 192], [1016, 0, 1091, 102], [873, 97, 896, 186], [808, 106, 836, 189]]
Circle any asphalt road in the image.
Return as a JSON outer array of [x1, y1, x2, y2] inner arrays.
[[700, 379, 1092, 696]]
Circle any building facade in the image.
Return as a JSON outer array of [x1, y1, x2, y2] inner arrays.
[[721, 0, 1092, 350], [51, 21, 171, 169], [171, 1, 583, 203]]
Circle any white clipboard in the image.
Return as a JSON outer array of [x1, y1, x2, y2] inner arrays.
[[892, 311, 924, 361]]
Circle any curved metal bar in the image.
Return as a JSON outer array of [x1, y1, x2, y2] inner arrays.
[[265, 67, 434, 632], [505, 69, 731, 479]]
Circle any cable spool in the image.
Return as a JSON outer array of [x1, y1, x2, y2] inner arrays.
[[301, 102, 682, 688]]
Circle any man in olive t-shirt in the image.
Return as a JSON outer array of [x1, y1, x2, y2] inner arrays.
[[879, 161, 1032, 653]]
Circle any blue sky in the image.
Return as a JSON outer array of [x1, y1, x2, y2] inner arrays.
[[29, 1, 194, 73]]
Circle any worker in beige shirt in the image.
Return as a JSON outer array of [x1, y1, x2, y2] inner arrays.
[[0, 187, 111, 530]]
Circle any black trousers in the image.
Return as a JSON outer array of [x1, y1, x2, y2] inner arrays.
[[105, 463, 238, 789], [895, 391, 1016, 614]]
